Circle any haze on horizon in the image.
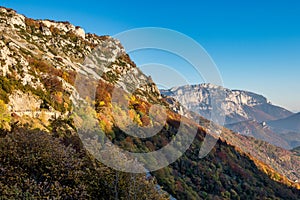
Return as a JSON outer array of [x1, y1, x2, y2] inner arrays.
[[2, 0, 300, 112]]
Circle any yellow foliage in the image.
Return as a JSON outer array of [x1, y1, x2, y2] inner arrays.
[[0, 100, 11, 130], [39, 110, 49, 125], [129, 95, 138, 104], [97, 113, 113, 134], [133, 113, 143, 126], [99, 101, 105, 106], [251, 154, 300, 189]]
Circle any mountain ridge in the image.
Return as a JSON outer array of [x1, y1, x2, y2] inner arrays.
[[268, 112, 300, 132], [160, 83, 293, 125], [225, 119, 291, 149]]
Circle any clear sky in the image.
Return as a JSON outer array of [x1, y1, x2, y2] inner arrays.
[[1, 0, 300, 112]]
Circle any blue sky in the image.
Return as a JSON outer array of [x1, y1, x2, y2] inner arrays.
[[2, 0, 300, 112]]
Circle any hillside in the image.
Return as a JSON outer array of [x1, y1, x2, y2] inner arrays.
[[0, 7, 168, 199], [0, 7, 299, 199]]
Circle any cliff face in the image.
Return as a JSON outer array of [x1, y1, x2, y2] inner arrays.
[[0, 7, 299, 200], [161, 83, 292, 124], [0, 6, 160, 125]]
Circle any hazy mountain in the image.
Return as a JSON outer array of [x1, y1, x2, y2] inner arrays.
[[266, 113, 300, 149], [225, 119, 300, 150], [224, 112, 300, 150], [0, 7, 299, 199], [160, 84, 293, 124], [226, 120, 290, 149], [268, 112, 300, 132]]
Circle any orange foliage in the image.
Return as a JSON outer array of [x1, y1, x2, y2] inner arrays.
[[28, 57, 76, 85], [95, 80, 114, 105], [140, 115, 151, 126], [25, 18, 39, 29], [49, 25, 60, 35], [128, 109, 135, 120], [53, 92, 63, 104], [98, 113, 113, 134]]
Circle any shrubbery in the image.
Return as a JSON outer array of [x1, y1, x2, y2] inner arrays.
[[0, 126, 168, 199]]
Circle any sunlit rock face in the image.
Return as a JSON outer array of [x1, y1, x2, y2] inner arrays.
[[161, 83, 292, 124]]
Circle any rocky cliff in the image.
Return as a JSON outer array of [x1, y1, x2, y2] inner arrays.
[[161, 83, 293, 124]]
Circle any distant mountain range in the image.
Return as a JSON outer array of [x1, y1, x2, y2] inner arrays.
[[161, 84, 299, 149], [225, 121, 299, 149], [268, 112, 300, 133], [226, 120, 291, 149], [160, 83, 293, 125], [225, 112, 300, 150]]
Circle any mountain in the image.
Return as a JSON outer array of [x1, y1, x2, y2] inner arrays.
[[226, 120, 291, 149], [266, 113, 300, 149], [160, 83, 293, 124], [161, 84, 299, 150], [268, 112, 300, 132], [225, 117, 300, 150], [225, 113, 300, 150], [0, 7, 168, 199], [0, 7, 299, 199]]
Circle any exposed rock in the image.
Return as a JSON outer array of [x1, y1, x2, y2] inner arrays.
[[40, 25, 52, 36], [0, 6, 160, 120], [75, 26, 85, 39], [8, 90, 42, 113], [161, 83, 292, 124], [9, 13, 26, 29], [0, 8, 26, 29], [41, 20, 74, 33], [40, 20, 85, 39]]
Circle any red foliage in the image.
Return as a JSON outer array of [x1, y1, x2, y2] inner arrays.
[[28, 57, 76, 85], [175, 180, 184, 192]]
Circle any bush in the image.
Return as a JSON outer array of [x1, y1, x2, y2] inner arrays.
[[0, 128, 88, 199]]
